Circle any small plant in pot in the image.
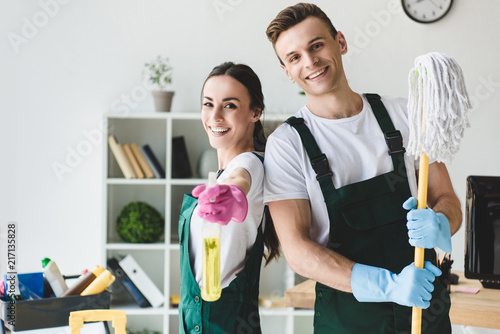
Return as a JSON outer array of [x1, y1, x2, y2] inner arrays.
[[116, 201, 165, 243], [144, 55, 174, 112]]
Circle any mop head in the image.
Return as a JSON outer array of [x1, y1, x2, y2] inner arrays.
[[407, 52, 471, 163]]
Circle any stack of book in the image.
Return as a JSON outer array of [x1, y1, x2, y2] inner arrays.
[[108, 135, 165, 179], [107, 255, 164, 308]]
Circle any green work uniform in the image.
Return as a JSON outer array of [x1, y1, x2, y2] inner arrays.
[[178, 194, 264, 334], [286, 94, 451, 333]]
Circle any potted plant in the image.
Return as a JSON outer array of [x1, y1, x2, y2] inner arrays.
[[144, 55, 174, 112], [116, 201, 165, 243]]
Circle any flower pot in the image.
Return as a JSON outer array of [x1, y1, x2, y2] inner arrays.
[[197, 149, 218, 179], [152, 90, 175, 112]]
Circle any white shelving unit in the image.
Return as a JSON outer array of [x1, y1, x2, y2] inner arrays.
[[102, 111, 313, 333]]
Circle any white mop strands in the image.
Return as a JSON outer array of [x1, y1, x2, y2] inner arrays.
[[407, 52, 471, 163]]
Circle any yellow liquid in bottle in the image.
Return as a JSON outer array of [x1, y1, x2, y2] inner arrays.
[[201, 236, 221, 301]]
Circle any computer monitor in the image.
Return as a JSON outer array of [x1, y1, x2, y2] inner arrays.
[[465, 175, 500, 289]]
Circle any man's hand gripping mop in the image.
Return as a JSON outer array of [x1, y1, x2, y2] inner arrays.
[[406, 52, 471, 333]]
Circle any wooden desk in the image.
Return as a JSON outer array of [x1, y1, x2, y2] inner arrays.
[[284, 271, 500, 329]]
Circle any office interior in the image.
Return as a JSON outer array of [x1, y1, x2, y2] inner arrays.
[[1, 1, 499, 333]]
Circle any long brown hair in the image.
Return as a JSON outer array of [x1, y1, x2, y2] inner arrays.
[[202, 62, 280, 265]]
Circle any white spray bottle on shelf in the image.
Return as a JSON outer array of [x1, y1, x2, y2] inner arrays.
[[201, 171, 222, 302]]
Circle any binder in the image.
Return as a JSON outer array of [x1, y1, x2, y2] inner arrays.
[[107, 258, 151, 308], [118, 255, 164, 308]]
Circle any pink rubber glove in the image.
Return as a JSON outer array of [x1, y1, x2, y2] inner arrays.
[[192, 184, 248, 225]]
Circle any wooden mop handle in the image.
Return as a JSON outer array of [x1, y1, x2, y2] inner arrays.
[[412, 153, 429, 334]]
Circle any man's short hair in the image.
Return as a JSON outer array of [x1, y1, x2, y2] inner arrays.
[[266, 3, 338, 64]]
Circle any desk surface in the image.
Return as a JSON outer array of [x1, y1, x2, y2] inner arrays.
[[284, 271, 500, 330]]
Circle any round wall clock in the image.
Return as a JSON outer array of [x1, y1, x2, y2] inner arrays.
[[402, 0, 453, 24]]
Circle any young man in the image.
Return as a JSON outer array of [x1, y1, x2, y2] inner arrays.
[[263, 3, 461, 333]]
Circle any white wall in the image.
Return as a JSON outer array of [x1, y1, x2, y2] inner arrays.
[[1, 0, 499, 332]]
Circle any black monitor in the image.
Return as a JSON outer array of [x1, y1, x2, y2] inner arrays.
[[465, 175, 500, 289]]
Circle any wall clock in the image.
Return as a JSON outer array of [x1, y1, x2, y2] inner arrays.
[[402, 0, 453, 23]]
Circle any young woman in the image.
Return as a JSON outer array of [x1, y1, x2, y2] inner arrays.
[[178, 62, 280, 334]]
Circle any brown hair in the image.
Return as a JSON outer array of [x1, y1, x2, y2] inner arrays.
[[202, 62, 280, 265], [266, 3, 338, 65]]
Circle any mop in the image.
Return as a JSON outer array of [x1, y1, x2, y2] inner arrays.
[[407, 52, 471, 334]]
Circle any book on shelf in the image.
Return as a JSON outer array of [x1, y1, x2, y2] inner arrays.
[[119, 254, 164, 308], [107, 258, 152, 308], [140, 144, 166, 178], [130, 143, 155, 178], [123, 144, 145, 179], [172, 136, 192, 178], [108, 135, 136, 179]]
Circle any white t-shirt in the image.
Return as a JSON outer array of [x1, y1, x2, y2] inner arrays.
[[263, 94, 419, 247], [189, 152, 265, 289]]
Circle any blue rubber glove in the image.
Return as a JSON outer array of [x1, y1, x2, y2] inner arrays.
[[403, 197, 452, 253], [351, 262, 442, 309]]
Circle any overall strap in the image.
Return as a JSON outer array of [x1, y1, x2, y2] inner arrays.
[[285, 117, 340, 223], [364, 93, 406, 171], [251, 151, 264, 163]]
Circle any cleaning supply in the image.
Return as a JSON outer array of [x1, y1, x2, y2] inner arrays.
[[69, 310, 127, 334], [42, 258, 68, 297], [193, 184, 248, 225], [199, 172, 222, 301], [406, 52, 471, 334], [80, 269, 115, 296], [351, 262, 441, 308], [60, 266, 105, 297], [0, 280, 5, 300], [407, 52, 470, 164], [16, 272, 44, 300]]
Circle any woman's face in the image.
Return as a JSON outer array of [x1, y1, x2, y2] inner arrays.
[[201, 75, 260, 151]]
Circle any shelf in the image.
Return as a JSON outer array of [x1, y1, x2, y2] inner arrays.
[[167, 308, 179, 316], [105, 111, 201, 120], [107, 178, 167, 185], [168, 244, 180, 251], [103, 112, 299, 333], [111, 301, 166, 315], [170, 178, 206, 185], [106, 243, 166, 250], [105, 111, 290, 121]]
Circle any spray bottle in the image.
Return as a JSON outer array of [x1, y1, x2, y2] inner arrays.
[[201, 171, 222, 301], [42, 258, 68, 297]]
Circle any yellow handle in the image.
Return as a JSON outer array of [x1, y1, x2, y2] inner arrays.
[[69, 309, 127, 334], [412, 153, 429, 334]]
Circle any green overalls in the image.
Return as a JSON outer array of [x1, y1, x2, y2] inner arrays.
[[178, 190, 264, 333], [286, 94, 451, 334]]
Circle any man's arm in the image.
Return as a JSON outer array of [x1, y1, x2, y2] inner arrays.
[[269, 198, 441, 309], [422, 161, 462, 235], [404, 161, 462, 252], [268, 198, 354, 292]]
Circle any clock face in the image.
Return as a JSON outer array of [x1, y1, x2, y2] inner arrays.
[[402, 0, 453, 23]]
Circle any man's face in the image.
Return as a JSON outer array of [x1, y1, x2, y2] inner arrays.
[[275, 17, 347, 97]]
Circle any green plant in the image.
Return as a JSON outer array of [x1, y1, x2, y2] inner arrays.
[[116, 201, 164, 243], [144, 55, 173, 90]]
